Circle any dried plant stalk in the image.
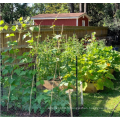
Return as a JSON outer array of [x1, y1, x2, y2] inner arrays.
[[29, 65, 35, 115]]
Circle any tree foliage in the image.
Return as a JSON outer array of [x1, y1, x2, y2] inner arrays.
[[0, 3, 31, 24], [44, 3, 69, 14], [29, 3, 45, 16], [1, 3, 120, 27]]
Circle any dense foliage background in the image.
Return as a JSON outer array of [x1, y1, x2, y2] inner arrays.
[[1, 3, 120, 27]]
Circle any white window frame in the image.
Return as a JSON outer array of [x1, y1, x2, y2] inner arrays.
[[82, 20, 85, 26]]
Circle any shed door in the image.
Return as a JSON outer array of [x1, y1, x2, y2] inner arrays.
[[82, 20, 85, 26]]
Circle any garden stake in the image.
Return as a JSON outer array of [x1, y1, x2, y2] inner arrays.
[[80, 81, 83, 106], [66, 89, 73, 117], [34, 56, 36, 99], [29, 65, 35, 115], [76, 56, 79, 116], [7, 72, 13, 111], [7, 84, 11, 111], [49, 61, 57, 117], [0, 54, 3, 97]]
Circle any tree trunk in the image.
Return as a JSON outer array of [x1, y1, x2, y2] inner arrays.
[[86, 3, 88, 14], [11, 4, 13, 24], [84, 3, 86, 13], [69, 3, 74, 13], [115, 3, 119, 12], [79, 3, 85, 13]]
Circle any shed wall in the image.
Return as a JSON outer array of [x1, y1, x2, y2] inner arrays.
[[34, 19, 76, 26], [78, 16, 88, 26]]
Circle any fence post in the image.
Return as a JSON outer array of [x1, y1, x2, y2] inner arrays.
[[0, 13, 3, 98], [34, 55, 36, 99], [76, 56, 79, 116]]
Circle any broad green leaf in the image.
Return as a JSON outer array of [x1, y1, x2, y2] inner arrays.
[[9, 78, 14, 84], [34, 26, 39, 31], [4, 25, 8, 30], [14, 69, 21, 75], [5, 33, 15, 38], [17, 56, 23, 59], [32, 70, 37, 75], [0, 76, 2, 80], [11, 96, 18, 101], [36, 81, 41, 86], [50, 25, 55, 28], [22, 24, 26, 27], [82, 82, 88, 91], [36, 35, 41, 38], [32, 103, 39, 113], [105, 72, 116, 80], [9, 49, 14, 54], [47, 76, 54, 80], [33, 88, 36, 92], [19, 17, 23, 21], [11, 86, 15, 91], [0, 26, 4, 31], [103, 78, 114, 89], [2, 95, 8, 100], [19, 58, 27, 63], [1, 101, 5, 107], [10, 33, 15, 37], [23, 52, 30, 56], [97, 63, 107, 69], [23, 88, 31, 94], [2, 69, 8, 75], [43, 89, 49, 93], [11, 26, 16, 31], [29, 26, 34, 31], [94, 79, 104, 90], [36, 95, 43, 104], [4, 57, 15, 63], [0, 20, 4, 25], [40, 109, 45, 114], [19, 71, 26, 76], [14, 80, 20, 85], [36, 80, 44, 86], [26, 39, 33, 43]]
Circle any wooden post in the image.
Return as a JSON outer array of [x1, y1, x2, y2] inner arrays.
[[66, 89, 73, 117], [0, 7, 3, 100], [80, 81, 83, 106]]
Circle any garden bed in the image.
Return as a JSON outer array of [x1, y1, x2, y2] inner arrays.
[[1, 106, 71, 117]]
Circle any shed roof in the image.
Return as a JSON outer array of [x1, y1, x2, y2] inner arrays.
[[31, 13, 91, 20]]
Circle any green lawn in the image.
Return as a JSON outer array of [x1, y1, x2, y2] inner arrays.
[[79, 79, 120, 117]]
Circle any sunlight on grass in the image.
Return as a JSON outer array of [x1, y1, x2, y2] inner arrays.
[[80, 80, 120, 117]]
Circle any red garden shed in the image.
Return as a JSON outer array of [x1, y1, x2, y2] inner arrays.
[[31, 13, 90, 26]]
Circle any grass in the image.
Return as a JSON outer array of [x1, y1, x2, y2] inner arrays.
[[78, 76, 120, 117]]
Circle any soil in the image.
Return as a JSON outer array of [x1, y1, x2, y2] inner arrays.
[[1, 106, 71, 117]]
